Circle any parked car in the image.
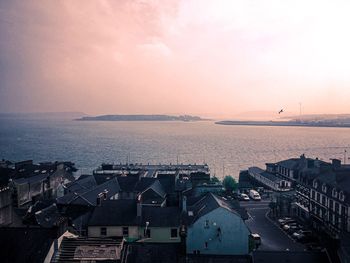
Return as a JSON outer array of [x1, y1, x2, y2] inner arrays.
[[293, 231, 318, 243], [249, 189, 261, 201], [282, 222, 299, 231], [292, 230, 312, 239], [286, 225, 302, 234], [239, 193, 250, 201], [278, 217, 292, 224], [280, 219, 296, 227]]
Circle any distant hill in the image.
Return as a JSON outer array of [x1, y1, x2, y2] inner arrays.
[[282, 114, 350, 123], [0, 112, 88, 120], [216, 113, 350, 128], [76, 114, 206, 122]]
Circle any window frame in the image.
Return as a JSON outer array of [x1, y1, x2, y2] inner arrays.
[[100, 227, 107, 236], [122, 226, 129, 237], [170, 228, 178, 238]]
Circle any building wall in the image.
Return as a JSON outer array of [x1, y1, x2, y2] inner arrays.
[[0, 188, 12, 225], [139, 227, 180, 243], [186, 207, 250, 255], [88, 226, 138, 239]]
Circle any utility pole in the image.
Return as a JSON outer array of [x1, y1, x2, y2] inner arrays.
[[344, 149, 347, 164], [222, 162, 225, 178]]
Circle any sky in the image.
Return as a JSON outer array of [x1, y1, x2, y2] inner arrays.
[[1, 0, 350, 118]]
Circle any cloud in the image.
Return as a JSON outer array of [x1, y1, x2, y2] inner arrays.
[[1, 0, 350, 116]]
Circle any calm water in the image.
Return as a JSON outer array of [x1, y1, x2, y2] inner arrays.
[[1, 118, 350, 179]]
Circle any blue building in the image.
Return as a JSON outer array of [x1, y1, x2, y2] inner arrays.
[[184, 193, 250, 255]]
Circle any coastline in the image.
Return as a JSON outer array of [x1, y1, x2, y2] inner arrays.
[[215, 120, 350, 128]]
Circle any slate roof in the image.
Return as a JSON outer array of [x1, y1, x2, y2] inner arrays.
[[71, 178, 120, 206], [134, 178, 157, 192], [249, 167, 283, 182], [12, 173, 49, 185], [117, 176, 139, 192], [139, 180, 166, 198], [65, 174, 97, 193], [57, 177, 120, 206], [277, 158, 301, 170], [88, 199, 139, 226], [185, 193, 244, 225], [157, 174, 176, 193], [35, 203, 66, 228], [140, 189, 166, 205], [141, 206, 181, 227], [252, 251, 331, 263], [313, 168, 350, 203]]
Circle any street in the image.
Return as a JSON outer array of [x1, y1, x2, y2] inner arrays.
[[240, 200, 305, 251]]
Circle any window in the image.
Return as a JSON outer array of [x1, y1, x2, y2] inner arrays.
[[339, 191, 345, 202], [122, 227, 129, 237], [335, 202, 340, 213], [100, 227, 107, 236], [144, 229, 151, 238], [322, 184, 327, 193], [171, 228, 178, 238], [313, 180, 318, 189], [311, 190, 315, 200], [204, 220, 210, 228], [204, 242, 208, 249], [332, 188, 338, 198]]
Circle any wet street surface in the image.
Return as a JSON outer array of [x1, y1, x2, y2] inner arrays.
[[240, 200, 305, 251]]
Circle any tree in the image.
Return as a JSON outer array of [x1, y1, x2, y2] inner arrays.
[[222, 175, 237, 192], [210, 176, 220, 183]]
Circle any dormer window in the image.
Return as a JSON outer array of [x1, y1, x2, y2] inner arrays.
[[313, 180, 318, 189], [332, 188, 338, 198], [322, 184, 327, 193], [339, 191, 345, 202]]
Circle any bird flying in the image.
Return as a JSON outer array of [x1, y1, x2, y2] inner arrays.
[[278, 109, 284, 114]]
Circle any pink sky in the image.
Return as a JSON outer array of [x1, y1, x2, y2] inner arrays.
[[1, 0, 350, 118]]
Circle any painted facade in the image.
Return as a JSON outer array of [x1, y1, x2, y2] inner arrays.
[[186, 207, 250, 255]]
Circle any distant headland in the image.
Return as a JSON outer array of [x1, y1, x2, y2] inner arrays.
[[215, 119, 350, 128], [76, 114, 206, 122]]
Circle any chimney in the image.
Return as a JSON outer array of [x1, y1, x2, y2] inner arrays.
[[137, 195, 142, 217], [97, 192, 104, 206], [182, 195, 187, 213]]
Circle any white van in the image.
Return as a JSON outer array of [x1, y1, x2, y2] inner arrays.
[[249, 189, 261, 201]]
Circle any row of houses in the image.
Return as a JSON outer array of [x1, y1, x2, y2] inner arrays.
[[0, 161, 254, 262], [51, 164, 251, 257], [0, 160, 75, 226], [243, 154, 350, 263]]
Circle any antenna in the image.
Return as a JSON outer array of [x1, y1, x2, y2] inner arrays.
[[344, 149, 347, 165]]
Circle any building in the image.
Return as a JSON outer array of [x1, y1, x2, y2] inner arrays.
[[47, 231, 124, 263], [87, 200, 140, 242], [308, 162, 350, 238], [184, 193, 250, 255], [248, 167, 292, 192], [87, 199, 182, 244], [10, 162, 75, 207]]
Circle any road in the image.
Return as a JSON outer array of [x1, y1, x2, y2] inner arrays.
[[240, 200, 305, 251]]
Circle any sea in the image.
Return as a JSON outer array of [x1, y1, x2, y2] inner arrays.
[[1, 118, 350, 179]]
